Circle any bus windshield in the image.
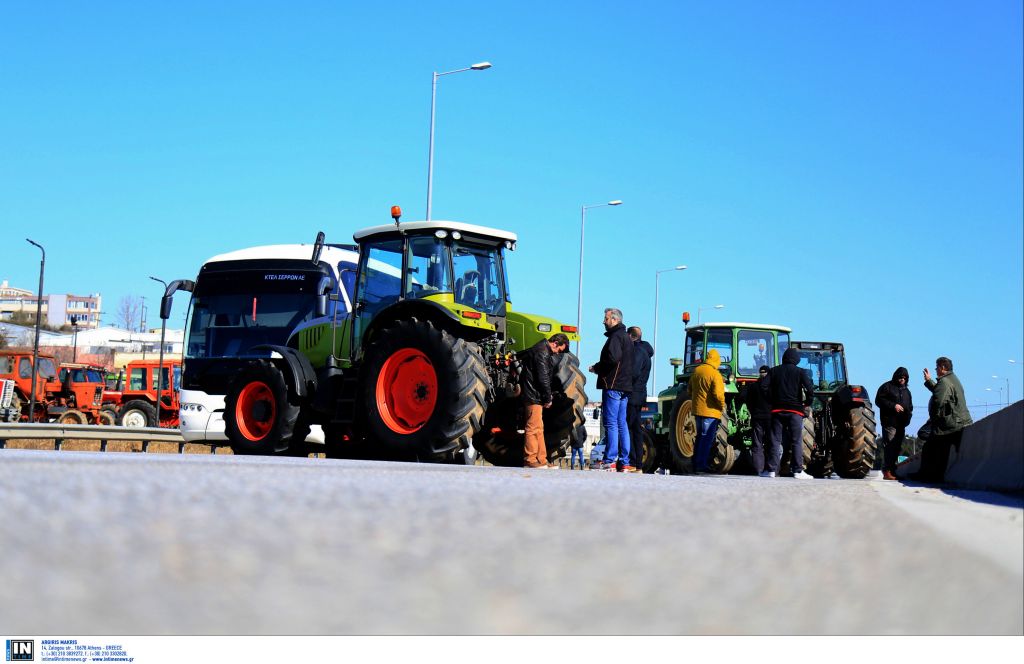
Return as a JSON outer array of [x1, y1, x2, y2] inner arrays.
[[186, 265, 339, 359]]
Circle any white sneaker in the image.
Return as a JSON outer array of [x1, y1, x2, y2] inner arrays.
[[793, 471, 813, 479], [758, 471, 776, 478]]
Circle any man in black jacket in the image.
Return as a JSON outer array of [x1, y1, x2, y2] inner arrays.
[[762, 347, 815, 478], [626, 326, 654, 473], [588, 308, 634, 471], [519, 332, 571, 469], [742, 365, 774, 476], [875, 367, 913, 481]]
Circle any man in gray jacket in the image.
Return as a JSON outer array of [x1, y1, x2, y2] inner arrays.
[[915, 356, 972, 483]]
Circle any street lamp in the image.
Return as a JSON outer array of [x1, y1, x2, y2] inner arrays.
[[26, 238, 45, 422], [652, 265, 687, 394], [150, 276, 169, 426], [426, 61, 492, 221], [576, 200, 623, 357], [71, 317, 79, 363], [697, 304, 724, 324]]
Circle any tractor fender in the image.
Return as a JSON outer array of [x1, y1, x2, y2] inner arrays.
[[248, 345, 318, 401], [361, 299, 466, 345], [831, 384, 872, 411]]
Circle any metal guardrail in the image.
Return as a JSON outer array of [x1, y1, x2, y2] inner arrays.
[[0, 423, 185, 452]]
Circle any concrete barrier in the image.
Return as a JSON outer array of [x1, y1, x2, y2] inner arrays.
[[896, 401, 1023, 490]]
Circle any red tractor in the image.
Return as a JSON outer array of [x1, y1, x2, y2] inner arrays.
[[104, 358, 182, 428], [0, 351, 113, 424], [0, 349, 58, 421]]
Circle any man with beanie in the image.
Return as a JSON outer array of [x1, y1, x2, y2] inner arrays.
[[689, 348, 726, 473], [875, 367, 913, 480], [626, 326, 654, 473], [915, 356, 972, 483], [588, 308, 634, 471], [763, 347, 815, 478]]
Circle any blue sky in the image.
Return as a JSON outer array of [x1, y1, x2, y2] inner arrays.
[[2, 0, 1021, 432]]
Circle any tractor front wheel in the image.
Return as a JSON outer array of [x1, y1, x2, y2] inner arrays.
[[99, 407, 119, 426], [668, 398, 696, 473], [362, 319, 488, 461], [57, 409, 88, 425], [224, 360, 303, 455], [706, 414, 735, 474]]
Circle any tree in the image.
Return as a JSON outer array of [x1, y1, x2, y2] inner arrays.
[[117, 295, 143, 331]]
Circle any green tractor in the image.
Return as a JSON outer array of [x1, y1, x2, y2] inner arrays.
[[789, 341, 877, 478], [653, 322, 792, 474], [221, 210, 588, 465]]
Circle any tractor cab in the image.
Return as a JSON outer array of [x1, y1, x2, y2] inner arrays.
[[789, 341, 872, 412], [672, 322, 792, 390], [348, 216, 518, 354]]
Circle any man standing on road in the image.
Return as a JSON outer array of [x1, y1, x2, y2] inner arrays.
[[875, 367, 913, 481], [626, 326, 653, 473], [763, 347, 815, 478], [518, 333, 571, 469], [741, 364, 774, 477], [588, 308, 634, 472], [914, 357, 972, 483], [689, 348, 726, 474]]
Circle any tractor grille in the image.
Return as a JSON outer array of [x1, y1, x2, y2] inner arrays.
[[93, 386, 103, 406]]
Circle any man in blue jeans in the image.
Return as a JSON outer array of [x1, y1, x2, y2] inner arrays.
[[588, 308, 635, 472]]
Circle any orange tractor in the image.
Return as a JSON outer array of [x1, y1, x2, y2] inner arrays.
[[103, 358, 182, 428], [0, 350, 113, 424]]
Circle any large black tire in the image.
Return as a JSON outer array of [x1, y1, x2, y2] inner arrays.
[[668, 398, 696, 473], [224, 360, 302, 455], [706, 414, 735, 473], [542, 353, 588, 462], [120, 400, 157, 428], [361, 319, 488, 461], [639, 428, 658, 473], [804, 416, 832, 478], [834, 406, 877, 478]]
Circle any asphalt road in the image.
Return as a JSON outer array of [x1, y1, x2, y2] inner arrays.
[[1, 449, 1021, 635]]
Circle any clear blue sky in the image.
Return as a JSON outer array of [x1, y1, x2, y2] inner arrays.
[[2, 1, 1021, 433]]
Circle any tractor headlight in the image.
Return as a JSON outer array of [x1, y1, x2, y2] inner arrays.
[[537, 323, 552, 332]]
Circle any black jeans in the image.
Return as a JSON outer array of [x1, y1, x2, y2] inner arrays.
[[882, 425, 906, 473], [627, 401, 643, 469], [919, 429, 962, 482], [750, 418, 771, 474], [770, 412, 804, 474]]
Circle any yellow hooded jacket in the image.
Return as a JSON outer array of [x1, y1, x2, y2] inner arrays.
[[689, 349, 726, 419]]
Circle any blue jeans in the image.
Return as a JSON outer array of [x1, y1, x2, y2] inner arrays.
[[570, 447, 585, 468], [602, 389, 631, 465], [694, 415, 720, 472]]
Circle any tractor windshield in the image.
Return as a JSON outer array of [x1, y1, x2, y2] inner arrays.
[[794, 349, 847, 391], [60, 368, 105, 383], [737, 329, 774, 375], [452, 241, 505, 316]]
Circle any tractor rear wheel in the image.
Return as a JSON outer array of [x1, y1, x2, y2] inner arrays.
[[224, 360, 302, 455], [706, 414, 735, 474], [668, 398, 696, 473], [834, 406, 877, 478], [542, 353, 588, 462], [804, 417, 832, 477], [57, 409, 88, 425], [362, 319, 488, 461], [99, 408, 119, 426], [120, 400, 157, 428]]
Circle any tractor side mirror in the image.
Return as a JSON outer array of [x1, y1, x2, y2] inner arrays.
[[311, 231, 326, 266], [316, 277, 334, 318]]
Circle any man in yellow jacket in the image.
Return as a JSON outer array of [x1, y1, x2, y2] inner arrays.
[[689, 348, 726, 473]]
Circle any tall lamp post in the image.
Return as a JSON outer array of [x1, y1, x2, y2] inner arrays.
[[26, 239, 45, 422], [697, 303, 724, 324], [652, 265, 687, 395], [150, 276, 169, 426], [576, 200, 623, 357], [426, 61, 492, 221]]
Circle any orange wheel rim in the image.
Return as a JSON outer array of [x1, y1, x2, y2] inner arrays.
[[376, 348, 437, 434], [236, 381, 276, 441]]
